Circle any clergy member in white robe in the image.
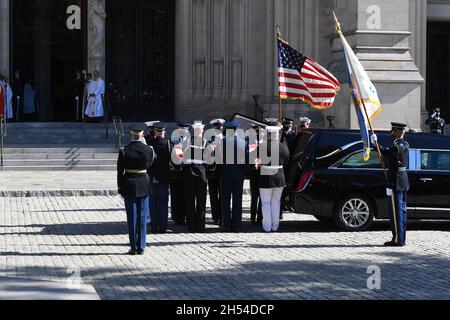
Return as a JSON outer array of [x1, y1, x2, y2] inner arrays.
[[84, 71, 105, 122], [4, 80, 13, 120]]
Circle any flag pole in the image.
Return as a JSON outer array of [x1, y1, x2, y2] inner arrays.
[[276, 25, 282, 121], [360, 99, 388, 180], [333, 12, 387, 180]]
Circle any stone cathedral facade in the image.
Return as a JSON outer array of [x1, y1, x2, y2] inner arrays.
[[0, 0, 449, 131]]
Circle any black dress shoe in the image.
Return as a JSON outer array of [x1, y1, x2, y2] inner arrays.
[[128, 249, 137, 255], [384, 241, 405, 247], [137, 249, 145, 255]]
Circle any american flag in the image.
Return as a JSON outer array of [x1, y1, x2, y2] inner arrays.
[[278, 39, 340, 109]]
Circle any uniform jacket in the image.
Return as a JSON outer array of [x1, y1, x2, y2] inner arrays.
[[205, 134, 223, 179], [148, 137, 171, 183], [258, 141, 290, 188], [117, 141, 156, 198], [183, 137, 207, 183], [381, 138, 410, 192], [216, 135, 248, 182], [281, 129, 296, 153]]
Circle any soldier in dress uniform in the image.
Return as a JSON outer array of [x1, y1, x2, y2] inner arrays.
[[183, 122, 208, 233], [258, 125, 290, 232], [426, 108, 445, 135], [298, 117, 312, 131], [117, 125, 156, 255], [144, 120, 160, 145], [144, 120, 160, 224], [216, 122, 247, 232], [281, 117, 296, 153], [207, 119, 226, 225], [371, 123, 410, 247], [147, 124, 171, 234], [169, 123, 190, 225]]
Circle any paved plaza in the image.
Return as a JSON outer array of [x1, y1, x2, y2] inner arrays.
[[1, 192, 449, 300]]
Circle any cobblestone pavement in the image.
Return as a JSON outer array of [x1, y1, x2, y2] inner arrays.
[[0, 195, 449, 300]]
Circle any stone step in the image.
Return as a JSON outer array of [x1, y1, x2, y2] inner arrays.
[[3, 153, 117, 160], [5, 128, 121, 134], [4, 138, 118, 145], [1, 165, 116, 171], [3, 146, 118, 154], [3, 122, 144, 129], [2, 159, 117, 166]]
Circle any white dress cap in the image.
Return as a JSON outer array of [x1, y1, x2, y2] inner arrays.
[[266, 126, 281, 133]]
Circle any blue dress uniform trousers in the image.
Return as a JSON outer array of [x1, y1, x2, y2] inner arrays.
[[149, 181, 169, 233], [221, 179, 244, 231], [124, 196, 149, 251], [388, 191, 408, 245]]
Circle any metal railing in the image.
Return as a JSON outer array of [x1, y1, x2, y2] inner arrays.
[[0, 116, 6, 169], [113, 116, 124, 149]]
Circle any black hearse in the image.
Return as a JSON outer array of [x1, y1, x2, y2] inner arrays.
[[284, 129, 450, 231]]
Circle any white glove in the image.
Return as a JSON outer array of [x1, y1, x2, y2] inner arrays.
[[370, 134, 378, 145], [386, 188, 393, 196]]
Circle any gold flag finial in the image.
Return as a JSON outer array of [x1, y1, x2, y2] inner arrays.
[[275, 24, 281, 38], [333, 11, 342, 34]]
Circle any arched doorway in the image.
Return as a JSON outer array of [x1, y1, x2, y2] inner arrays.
[[106, 0, 175, 122], [12, 0, 87, 122]]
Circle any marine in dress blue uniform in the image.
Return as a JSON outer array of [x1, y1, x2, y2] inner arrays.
[[372, 122, 410, 247], [117, 125, 156, 255], [147, 124, 171, 234]]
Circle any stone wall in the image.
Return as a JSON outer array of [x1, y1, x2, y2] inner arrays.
[[0, 0, 9, 76]]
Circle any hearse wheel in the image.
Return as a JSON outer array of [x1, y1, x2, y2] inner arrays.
[[334, 194, 374, 232]]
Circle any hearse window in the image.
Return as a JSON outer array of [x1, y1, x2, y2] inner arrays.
[[340, 151, 382, 169], [421, 150, 450, 171]]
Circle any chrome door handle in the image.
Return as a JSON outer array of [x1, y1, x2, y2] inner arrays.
[[420, 178, 433, 182]]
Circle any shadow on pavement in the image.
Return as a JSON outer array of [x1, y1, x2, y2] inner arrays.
[[2, 219, 450, 237], [2, 252, 449, 300]]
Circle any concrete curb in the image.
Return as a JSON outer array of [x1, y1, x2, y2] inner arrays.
[[1, 188, 252, 197], [0, 189, 119, 197]]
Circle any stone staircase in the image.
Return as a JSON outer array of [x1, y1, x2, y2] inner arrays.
[[0, 122, 134, 171]]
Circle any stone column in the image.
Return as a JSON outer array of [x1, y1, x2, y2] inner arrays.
[[329, 0, 425, 130], [87, 0, 106, 77], [0, 0, 9, 76]]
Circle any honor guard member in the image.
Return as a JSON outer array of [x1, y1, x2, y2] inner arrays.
[[117, 125, 156, 255], [183, 122, 208, 233], [248, 124, 264, 225], [207, 119, 226, 225], [371, 123, 410, 247], [147, 124, 171, 234], [298, 117, 312, 132], [281, 117, 296, 153], [426, 108, 445, 135], [169, 123, 190, 225], [145, 121, 160, 145], [258, 125, 290, 232], [216, 122, 247, 232]]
